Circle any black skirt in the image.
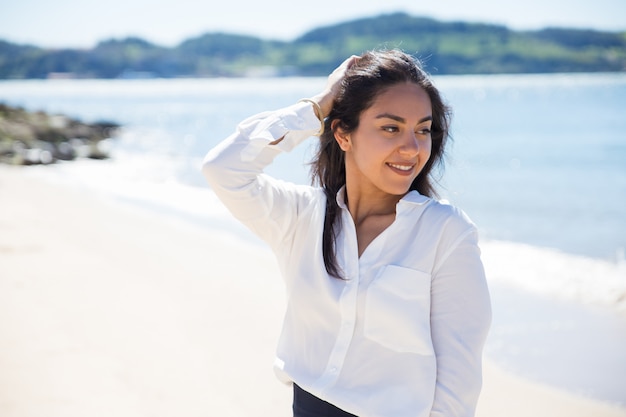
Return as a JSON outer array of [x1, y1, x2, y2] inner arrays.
[[292, 384, 358, 417]]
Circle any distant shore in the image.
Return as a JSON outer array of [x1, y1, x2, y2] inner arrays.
[[1, 164, 625, 417], [1, 12, 624, 79]]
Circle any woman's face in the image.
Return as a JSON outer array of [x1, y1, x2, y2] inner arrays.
[[335, 82, 433, 198]]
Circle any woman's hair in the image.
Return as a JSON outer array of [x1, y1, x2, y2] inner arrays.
[[311, 49, 452, 278]]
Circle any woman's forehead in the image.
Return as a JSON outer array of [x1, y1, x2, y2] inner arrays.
[[366, 83, 432, 120]]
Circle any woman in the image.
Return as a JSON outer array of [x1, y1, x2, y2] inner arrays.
[[202, 49, 491, 417]]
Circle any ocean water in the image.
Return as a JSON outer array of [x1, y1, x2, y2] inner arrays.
[[2, 74, 624, 260], [1, 74, 626, 405]]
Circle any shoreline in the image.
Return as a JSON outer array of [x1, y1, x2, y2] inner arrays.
[[1, 164, 625, 417]]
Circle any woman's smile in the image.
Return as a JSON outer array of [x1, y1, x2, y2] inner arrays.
[[386, 162, 415, 175]]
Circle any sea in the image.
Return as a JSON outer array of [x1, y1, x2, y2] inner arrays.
[[1, 73, 625, 406]]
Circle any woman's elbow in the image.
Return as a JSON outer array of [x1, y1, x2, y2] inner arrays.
[[201, 155, 216, 184], [201, 147, 229, 187]]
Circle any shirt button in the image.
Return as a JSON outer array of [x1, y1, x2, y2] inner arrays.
[[330, 367, 337, 373]]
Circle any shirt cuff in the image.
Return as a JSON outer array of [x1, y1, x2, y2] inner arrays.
[[239, 101, 322, 162]]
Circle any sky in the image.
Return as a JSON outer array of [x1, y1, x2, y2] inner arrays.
[[1, 0, 625, 48]]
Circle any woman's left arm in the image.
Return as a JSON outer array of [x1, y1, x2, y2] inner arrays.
[[429, 226, 492, 417]]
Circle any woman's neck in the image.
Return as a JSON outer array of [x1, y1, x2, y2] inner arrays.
[[343, 181, 403, 257], [343, 180, 403, 226]]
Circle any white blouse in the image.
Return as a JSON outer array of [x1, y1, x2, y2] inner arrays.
[[202, 101, 492, 417]]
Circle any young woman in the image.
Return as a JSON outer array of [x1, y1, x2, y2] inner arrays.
[[202, 49, 492, 417]]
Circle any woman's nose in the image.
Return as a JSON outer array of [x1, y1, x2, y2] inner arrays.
[[398, 132, 420, 157]]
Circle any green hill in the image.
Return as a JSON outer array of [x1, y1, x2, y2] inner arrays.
[[1, 12, 624, 78]]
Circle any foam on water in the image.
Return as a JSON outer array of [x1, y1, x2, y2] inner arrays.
[[481, 239, 626, 314]]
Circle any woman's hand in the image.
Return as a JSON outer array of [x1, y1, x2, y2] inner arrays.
[[310, 55, 359, 118]]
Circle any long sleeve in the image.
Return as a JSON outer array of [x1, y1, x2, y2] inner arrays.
[[201, 101, 322, 248], [429, 226, 492, 417]]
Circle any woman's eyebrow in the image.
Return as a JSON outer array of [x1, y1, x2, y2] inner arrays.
[[375, 113, 433, 124]]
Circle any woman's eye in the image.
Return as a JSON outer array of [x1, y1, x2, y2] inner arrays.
[[382, 126, 399, 133], [417, 128, 432, 135]]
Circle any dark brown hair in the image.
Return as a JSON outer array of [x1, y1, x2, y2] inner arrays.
[[310, 49, 452, 278]]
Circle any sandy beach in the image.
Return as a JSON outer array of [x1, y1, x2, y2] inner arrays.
[[1, 164, 625, 417]]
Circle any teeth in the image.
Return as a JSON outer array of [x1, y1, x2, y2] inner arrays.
[[388, 163, 413, 171]]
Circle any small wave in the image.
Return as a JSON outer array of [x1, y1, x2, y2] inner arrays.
[[481, 240, 626, 315]]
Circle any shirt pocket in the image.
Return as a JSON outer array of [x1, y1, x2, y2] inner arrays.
[[364, 265, 433, 355]]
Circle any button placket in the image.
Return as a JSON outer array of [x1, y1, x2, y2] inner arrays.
[[312, 214, 360, 392], [325, 277, 358, 375]]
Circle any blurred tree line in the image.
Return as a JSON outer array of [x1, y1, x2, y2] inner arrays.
[[1, 12, 624, 79]]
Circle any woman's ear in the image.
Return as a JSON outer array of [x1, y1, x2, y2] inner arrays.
[[332, 120, 351, 152]]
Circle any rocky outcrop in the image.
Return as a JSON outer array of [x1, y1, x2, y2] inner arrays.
[[0, 103, 120, 165]]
